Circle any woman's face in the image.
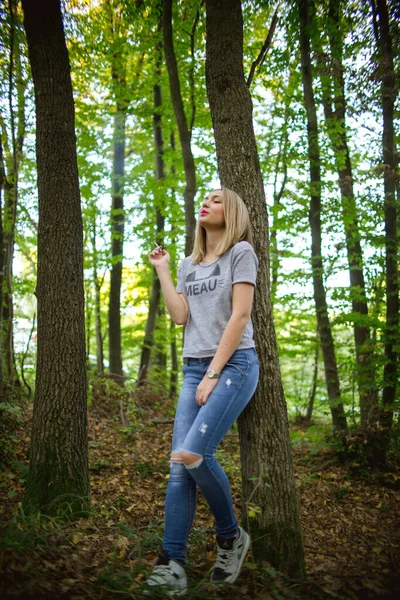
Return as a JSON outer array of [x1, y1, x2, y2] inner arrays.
[[199, 190, 225, 229]]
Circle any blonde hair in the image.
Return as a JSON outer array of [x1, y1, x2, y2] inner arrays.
[[191, 187, 254, 264]]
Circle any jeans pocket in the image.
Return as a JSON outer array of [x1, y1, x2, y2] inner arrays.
[[225, 351, 249, 376]]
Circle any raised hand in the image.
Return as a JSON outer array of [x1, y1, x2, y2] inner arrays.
[[149, 243, 169, 268]]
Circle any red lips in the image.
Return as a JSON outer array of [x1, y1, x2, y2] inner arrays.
[[200, 210, 209, 215]]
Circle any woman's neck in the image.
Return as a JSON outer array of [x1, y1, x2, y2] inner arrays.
[[204, 229, 225, 257]]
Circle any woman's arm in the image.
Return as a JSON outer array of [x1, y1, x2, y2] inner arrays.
[[149, 248, 189, 325], [208, 282, 255, 373], [195, 282, 255, 405]]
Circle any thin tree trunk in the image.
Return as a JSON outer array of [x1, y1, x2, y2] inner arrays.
[[0, 135, 5, 400], [138, 33, 165, 385], [21, 0, 89, 515], [2, 0, 26, 388], [297, 0, 347, 434], [92, 225, 104, 375], [170, 319, 178, 396], [162, 0, 196, 256], [108, 102, 126, 379], [85, 279, 92, 363], [318, 0, 376, 427], [371, 0, 399, 459], [154, 304, 168, 373], [169, 133, 179, 397], [138, 271, 161, 385], [270, 88, 290, 304], [205, 0, 305, 578], [306, 333, 319, 425]]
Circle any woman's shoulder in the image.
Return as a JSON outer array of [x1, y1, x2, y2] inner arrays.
[[231, 240, 257, 256], [179, 255, 194, 266]]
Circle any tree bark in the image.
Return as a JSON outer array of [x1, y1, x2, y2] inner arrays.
[[297, 0, 347, 434], [21, 0, 89, 515], [318, 0, 376, 427], [162, 0, 196, 256], [205, 0, 305, 578], [371, 0, 399, 453]]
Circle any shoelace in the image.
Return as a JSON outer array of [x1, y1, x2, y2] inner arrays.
[[152, 564, 175, 577], [214, 547, 237, 572]]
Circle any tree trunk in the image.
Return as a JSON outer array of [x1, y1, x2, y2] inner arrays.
[[168, 133, 179, 397], [306, 333, 319, 425], [138, 34, 165, 385], [270, 87, 290, 304], [371, 0, 399, 461], [138, 271, 161, 384], [154, 304, 168, 373], [318, 0, 376, 427], [205, 0, 305, 578], [297, 0, 347, 434], [108, 103, 126, 379], [0, 136, 5, 400], [162, 0, 196, 256], [21, 0, 89, 516], [2, 0, 26, 389], [92, 226, 104, 375], [170, 319, 178, 397]]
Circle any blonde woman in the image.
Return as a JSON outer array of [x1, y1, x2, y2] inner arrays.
[[145, 188, 259, 595]]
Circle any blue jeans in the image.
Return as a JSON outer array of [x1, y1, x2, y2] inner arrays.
[[162, 347, 259, 563]]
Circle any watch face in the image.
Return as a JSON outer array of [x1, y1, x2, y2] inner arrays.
[[207, 369, 215, 378]]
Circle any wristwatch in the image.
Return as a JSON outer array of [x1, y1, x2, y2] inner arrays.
[[206, 369, 220, 379]]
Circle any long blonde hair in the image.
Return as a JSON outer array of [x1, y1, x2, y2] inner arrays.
[[191, 187, 253, 264]]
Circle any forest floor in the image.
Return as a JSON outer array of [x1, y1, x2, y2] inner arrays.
[[1, 381, 400, 600]]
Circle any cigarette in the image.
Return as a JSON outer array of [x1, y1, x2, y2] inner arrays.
[[153, 240, 164, 251]]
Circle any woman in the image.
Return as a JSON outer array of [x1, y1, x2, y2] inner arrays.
[[145, 187, 259, 596]]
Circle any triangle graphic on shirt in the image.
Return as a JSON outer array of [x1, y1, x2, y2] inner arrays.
[[186, 263, 221, 282]]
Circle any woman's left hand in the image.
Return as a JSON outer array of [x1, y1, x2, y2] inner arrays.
[[196, 376, 219, 406]]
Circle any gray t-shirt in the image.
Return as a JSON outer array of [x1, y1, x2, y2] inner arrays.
[[176, 241, 259, 358]]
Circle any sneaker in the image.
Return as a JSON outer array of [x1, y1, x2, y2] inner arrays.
[[144, 550, 187, 597], [210, 527, 251, 584]]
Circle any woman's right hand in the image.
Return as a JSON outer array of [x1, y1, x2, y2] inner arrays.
[[149, 244, 169, 268]]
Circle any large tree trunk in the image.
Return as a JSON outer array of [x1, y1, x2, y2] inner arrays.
[[162, 0, 196, 256], [21, 0, 89, 515], [319, 0, 376, 427], [205, 0, 305, 578], [371, 0, 399, 463], [298, 0, 347, 434]]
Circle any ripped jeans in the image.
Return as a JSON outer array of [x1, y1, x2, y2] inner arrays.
[[162, 347, 259, 563]]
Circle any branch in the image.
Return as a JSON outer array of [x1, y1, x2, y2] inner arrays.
[[246, 7, 279, 88], [19, 204, 38, 232]]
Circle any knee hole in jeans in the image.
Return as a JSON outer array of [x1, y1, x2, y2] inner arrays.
[[181, 450, 203, 469]]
